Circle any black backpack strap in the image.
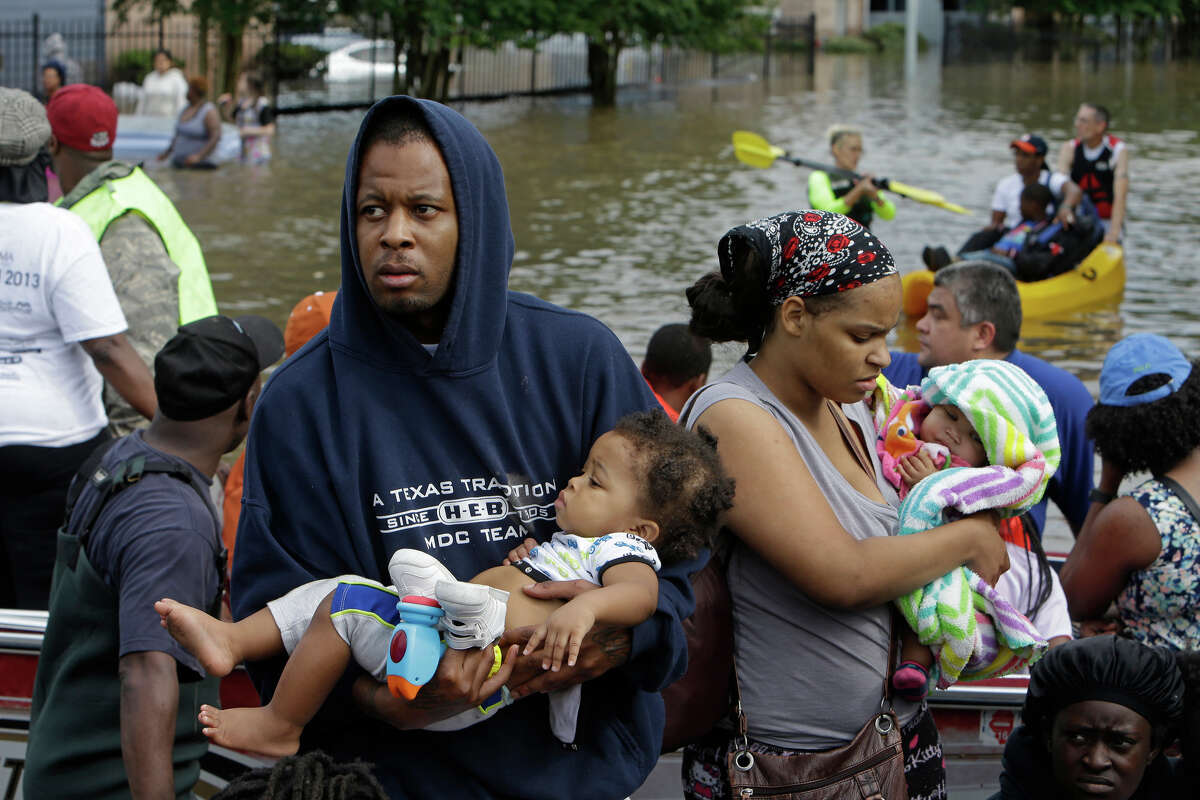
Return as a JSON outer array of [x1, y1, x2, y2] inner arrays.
[[61, 437, 120, 531], [73, 456, 198, 539], [62, 448, 222, 575]]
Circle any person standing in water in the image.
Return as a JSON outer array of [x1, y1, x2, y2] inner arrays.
[[218, 72, 276, 164], [158, 76, 222, 169], [807, 125, 895, 230], [136, 49, 189, 118]]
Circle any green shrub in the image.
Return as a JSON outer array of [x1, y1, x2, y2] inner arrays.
[[249, 42, 326, 81], [772, 38, 810, 53], [863, 22, 928, 51], [821, 35, 878, 54], [111, 48, 184, 85]]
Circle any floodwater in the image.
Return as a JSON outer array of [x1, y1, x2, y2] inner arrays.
[[150, 50, 1199, 549]]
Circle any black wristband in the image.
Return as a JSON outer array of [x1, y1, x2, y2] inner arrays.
[[1089, 488, 1116, 505]]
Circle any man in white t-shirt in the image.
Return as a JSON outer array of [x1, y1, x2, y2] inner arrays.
[[990, 134, 1081, 230], [0, 88, 157, 609], [924, 134, 1085, 269]]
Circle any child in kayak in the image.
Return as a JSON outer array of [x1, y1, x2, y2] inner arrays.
[[156, 410, 734, 756], [958, 183, 1057, 273], [925, 183, 1100, 281], [871, 359, 1061, 701]]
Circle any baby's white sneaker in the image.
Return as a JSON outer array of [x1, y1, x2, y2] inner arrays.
[[387, 549, 456, 599], [434, 580, 508, 650]]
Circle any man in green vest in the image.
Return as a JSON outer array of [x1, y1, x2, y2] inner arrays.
[[47, 84, 219, 436], [24, 314, 283, 800]]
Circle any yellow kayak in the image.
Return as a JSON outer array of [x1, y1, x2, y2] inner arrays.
[[902, 243, 1125, 319]]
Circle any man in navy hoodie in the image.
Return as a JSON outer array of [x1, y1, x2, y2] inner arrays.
[[231, 97, 689, 798], [883, 260, 1094, 538]]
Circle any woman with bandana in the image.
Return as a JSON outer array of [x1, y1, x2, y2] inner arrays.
[[992, 635, 1185, 800], [679, 209, 1008, 800]]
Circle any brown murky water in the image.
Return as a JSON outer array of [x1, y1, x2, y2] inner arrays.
[[154, 52, 1200, 368], [147, 52, 1200, 546]]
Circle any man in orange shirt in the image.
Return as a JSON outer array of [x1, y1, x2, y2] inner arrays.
[[640, 323, 711, 421]]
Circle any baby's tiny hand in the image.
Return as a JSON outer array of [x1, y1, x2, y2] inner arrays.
[[503, 537, 538, 566], [897, 450, 937, 488], [523, 603, 596, 671]]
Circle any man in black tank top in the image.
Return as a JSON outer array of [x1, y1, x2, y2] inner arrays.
[[1056, 103, 1128, 243]]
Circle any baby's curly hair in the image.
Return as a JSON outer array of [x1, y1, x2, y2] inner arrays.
[[1086, 360, 1200, 476], [610, 410, 736, 563]]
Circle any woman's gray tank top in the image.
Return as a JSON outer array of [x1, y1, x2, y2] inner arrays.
[[682, 361, 916, 750], [173, 102, 215, 162]]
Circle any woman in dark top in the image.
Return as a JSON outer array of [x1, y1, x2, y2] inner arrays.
[[992, 635, 1184, 800]]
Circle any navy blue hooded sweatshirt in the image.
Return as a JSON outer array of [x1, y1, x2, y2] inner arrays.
[[231, 97, 694, 799]]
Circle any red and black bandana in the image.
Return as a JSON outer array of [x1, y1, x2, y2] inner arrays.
[[718, 209, 897, 304]]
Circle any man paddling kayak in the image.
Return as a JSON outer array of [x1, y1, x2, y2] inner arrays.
[[806, 125, 895, 230]]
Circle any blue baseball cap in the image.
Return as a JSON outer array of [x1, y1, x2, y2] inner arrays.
[[1099, 333, 1193, 407]]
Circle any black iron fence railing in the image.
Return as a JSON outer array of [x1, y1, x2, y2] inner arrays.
[[3, 13, 817, 113]]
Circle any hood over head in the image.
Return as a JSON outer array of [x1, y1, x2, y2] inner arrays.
[[330, 95, 514, 374]]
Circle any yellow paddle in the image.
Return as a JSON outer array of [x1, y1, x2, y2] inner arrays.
[[732, 130, 971, 216]]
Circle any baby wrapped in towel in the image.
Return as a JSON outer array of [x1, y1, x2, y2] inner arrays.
[[884, 359, 1061, 698]]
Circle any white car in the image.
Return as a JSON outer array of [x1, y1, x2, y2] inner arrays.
[[319, 40, 405, 82]]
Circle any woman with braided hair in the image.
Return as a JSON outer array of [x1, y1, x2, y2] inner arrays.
[[212, 751, 387, 800], [679, 209, 1009, 800]]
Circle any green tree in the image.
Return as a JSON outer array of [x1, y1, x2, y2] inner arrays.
[[113, 0, 272, 95], [559, 0, 761, 106], [334, 0, 534, 103]]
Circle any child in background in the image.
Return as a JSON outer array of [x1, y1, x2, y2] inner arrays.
[[871, 360, 1062, 701], [925, 184, 1060, 274], [975, 182, 1057, 270], [218, 72, 275, 164], [157, 410, 735, 756]]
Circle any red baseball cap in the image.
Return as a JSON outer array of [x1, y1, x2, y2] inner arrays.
[[46, 84, 118, 153]]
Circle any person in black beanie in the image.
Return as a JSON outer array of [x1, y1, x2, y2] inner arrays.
[[25, 314, 284, 800], [992, 635, 1186, 800]]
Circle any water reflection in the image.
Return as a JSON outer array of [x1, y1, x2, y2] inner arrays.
[[156, 52, 1199, 390]]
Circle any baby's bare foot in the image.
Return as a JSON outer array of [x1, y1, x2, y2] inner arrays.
[[198, 703, 302, 758], [155, 598, 239, 677]]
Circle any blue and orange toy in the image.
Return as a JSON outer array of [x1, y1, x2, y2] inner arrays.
[[386, 595, 447, 700]]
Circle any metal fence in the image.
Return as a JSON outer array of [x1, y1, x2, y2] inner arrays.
[[2, 12, 814, 112], [941, 16, 1185, 64], [1, 16, 107, 93], [1, 13, 269, 102]]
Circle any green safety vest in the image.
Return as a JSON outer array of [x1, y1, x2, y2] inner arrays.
[[68, 167, 218, 323]]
